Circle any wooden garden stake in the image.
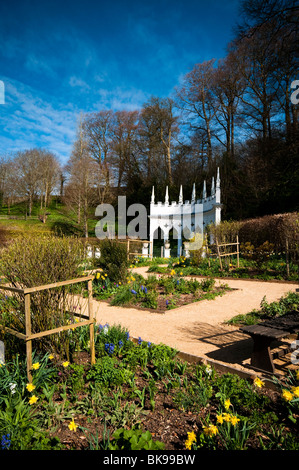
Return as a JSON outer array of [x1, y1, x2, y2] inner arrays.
[[24, 292, 32, 382], [88, 279, 95, 365]]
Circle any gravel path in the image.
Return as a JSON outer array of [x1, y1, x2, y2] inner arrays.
[[90, 267, 298, 369]]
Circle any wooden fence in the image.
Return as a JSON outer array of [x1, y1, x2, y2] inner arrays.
[[0, 276, 95, 381], [215, 236, 240, 270]]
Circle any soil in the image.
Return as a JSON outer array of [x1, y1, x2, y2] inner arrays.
[[52, 351, 289, 451]]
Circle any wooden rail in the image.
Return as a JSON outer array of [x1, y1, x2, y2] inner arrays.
[[0, 275, 95, 381]]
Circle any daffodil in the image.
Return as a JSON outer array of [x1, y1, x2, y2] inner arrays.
[[282, 389, 293, 402], [26, 383, 36, 392], [49, 354, 54, 360], [62, 361, 70, 368], [29, 395, 38, 405], [203, 424, 218, 437], [32, 362, 40, 370], [216, 414, 224, 424], [222, 413, 231, 422], [185, 431, 197, 450], [230, 415, 240, 426], [68, 419, 78, 432], [291, 386, 299, 398], [253, 377, 264, 388], [224, 398, 231, 410]]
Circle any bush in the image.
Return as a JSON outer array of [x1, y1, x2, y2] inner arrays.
[[98, 239, 129, 283], [0, 235, 85, 359]]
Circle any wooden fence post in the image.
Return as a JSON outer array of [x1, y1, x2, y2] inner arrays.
[[88, 279, 95, 365], [216, 238, 223, 271], [25, 293, 32, 382], [237, 235, 240, 268]]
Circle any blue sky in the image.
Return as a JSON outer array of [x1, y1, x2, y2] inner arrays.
[[0, 0, 241, 163]]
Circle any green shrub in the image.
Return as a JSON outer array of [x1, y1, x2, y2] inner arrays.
[[108, 427, 165, 450], [0, 235, 85, 359], [98, 239, 129, 283], [86, 356, 134, 388]]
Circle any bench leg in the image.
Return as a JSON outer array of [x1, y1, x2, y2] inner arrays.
[[250, 336, 276, 374]]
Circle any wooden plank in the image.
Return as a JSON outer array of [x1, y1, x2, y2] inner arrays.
[[217, 242, 239, 247], [0, 285, 25, 294], [4, 326, 26, 340], [26, 319, 94, 341], [241, 325, 289, 340], [23, 276, 94, 294], [219, 252, 239, 257]]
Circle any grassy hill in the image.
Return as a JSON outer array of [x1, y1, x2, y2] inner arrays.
[[0, 198, 98, 239]]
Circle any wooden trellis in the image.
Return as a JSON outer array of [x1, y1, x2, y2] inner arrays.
[[120, 239, 153, 260], [215, 236, 240, 271], [0, 275, 95, 381]]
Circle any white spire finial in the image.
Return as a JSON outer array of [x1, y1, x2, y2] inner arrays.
[[179, 185, 183, 204], [151, 186, 155, 203], [203, 180, 207, 199], [165, 186, 169, 204], [211, 177, 215, 196], [216, 167, 220, 188], [191, 183, 196, 202]]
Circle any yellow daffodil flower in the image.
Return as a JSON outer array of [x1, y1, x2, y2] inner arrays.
[[254, 377, 264, 388], [32, 362, 40, 370], [29, 395, 38, 405], [224, 398, 231, 410], [230, 415, 240, 426], [282, 389, 293, 401], [291, 386, 299, 398], [26, 383, 36, 392], [62, 361, 70, 368], [203, 424, 218, 437], [68, 419, 78, 432], [185, 431, 196, 450]]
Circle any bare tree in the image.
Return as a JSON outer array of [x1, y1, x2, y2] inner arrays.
[[38, 151, 61, 209], [140, 97, 178, 184], [64, 120, 100, 237], [15, 149, 44, 216], [175, 60, 218, 171]]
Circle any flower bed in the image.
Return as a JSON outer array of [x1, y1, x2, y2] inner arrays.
[[91, 271, 231, 312], [1, 323, 298, 451], [146, 255, 298, 282]]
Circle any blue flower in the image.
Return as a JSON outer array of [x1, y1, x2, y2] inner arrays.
[[1, 434, 11, 450], [131, 289, 137, 294], [138, 337, 142, 345], [118, 340, 123, 347], [105, 343, 115, 355], [125, 332, 130, 341], [166, 300, 169, 306], [147, 342, 152, 348], [144, 287, 148, 294], [140, 285, 144, 290]]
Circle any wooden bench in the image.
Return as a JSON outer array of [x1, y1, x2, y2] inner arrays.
[[240, 311, 299, 374]]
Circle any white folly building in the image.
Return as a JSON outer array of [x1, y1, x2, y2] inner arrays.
[[149, 168, 222, 257]]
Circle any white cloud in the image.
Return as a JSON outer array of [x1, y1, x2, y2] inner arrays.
[[0, 78, 79, 163]]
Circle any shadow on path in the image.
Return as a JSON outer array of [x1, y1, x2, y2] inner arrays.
[[179, 322, 253, 365]]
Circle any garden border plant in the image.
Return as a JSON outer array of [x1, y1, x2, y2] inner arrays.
[[0, 276, 96, 381], [0, 321, 298, 451]]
